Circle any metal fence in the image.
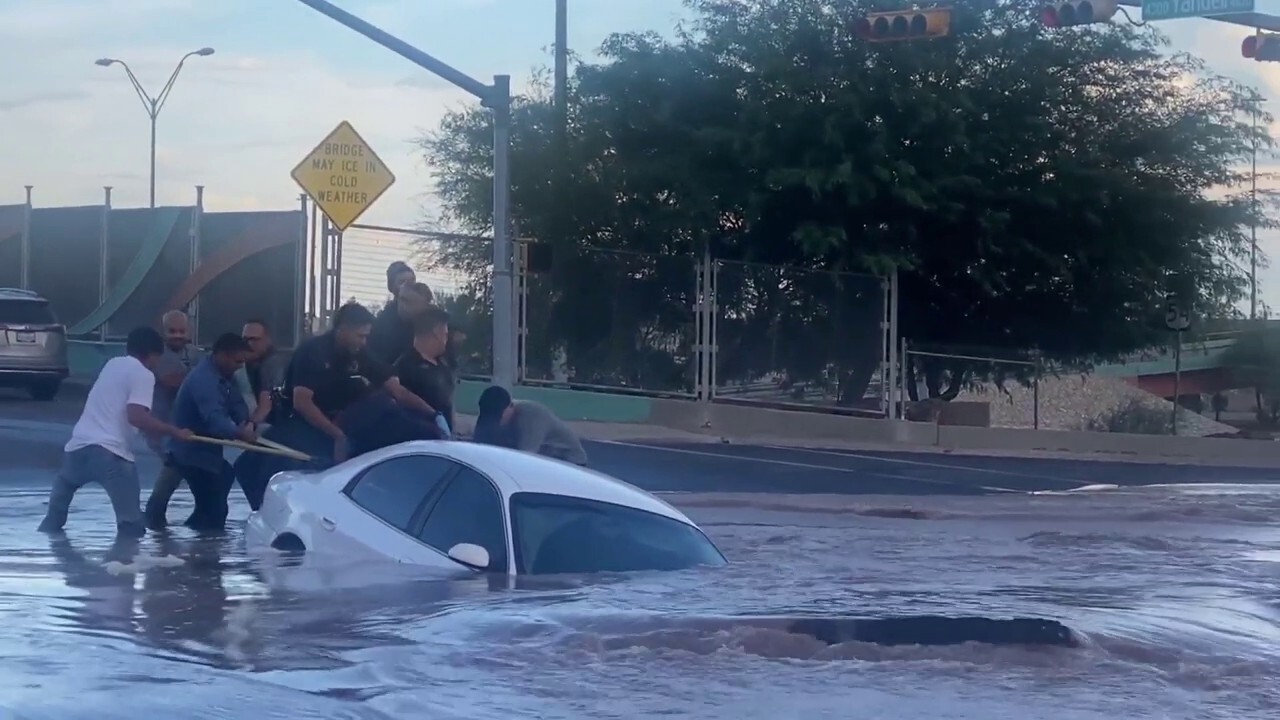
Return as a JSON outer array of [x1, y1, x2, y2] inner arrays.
[[508, 244, 893, 410], [712, 260, 887, 413], [899, 343, 1044, 429], [337, 222, 492, 380], [292, 217, 898, 410], [519, 246, 698, 397]]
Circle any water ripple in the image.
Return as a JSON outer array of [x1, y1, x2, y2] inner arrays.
[[0, 482, 1275, 719]]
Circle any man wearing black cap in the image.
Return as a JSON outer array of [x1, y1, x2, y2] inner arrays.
[[472, 386, 588, 466]]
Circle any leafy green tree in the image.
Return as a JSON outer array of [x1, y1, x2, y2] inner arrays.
[[416, 0, 1271, 400], [1222, 324, 1280, 425]]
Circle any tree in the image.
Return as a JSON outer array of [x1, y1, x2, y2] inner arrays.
[[1222, 325, 1280, 425], [416, 0, 1272, 400]]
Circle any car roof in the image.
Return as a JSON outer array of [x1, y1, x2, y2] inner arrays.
[[352, 441, 695, 525]]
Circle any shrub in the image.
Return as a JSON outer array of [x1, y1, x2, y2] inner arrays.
[[1084, 398, 1172, 435]]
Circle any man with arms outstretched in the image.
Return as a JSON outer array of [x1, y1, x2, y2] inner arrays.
[[38, 327, 192, 538], [168, 333, 257, 531]]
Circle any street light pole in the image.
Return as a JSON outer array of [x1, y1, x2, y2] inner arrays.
[[95, 48, 215, 208]]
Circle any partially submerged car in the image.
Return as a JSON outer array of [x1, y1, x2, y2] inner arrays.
[[245, 441, 728, 576]]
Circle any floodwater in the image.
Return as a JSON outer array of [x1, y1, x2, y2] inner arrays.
[[1, 476, 1278, 719]]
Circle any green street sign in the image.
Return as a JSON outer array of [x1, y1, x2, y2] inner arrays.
[[1142, 0, 1256, 21]]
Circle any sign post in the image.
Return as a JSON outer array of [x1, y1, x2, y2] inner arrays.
[[291, 121, 396, 232], [1165, 299, 1191, 435], [1140, 0, 1255, 22], [290, 0, 518, 388]]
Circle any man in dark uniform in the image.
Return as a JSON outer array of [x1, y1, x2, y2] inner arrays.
[[237, 302, 443, 509], [368, 261, 433, 364], [395, 306, 456, 438]]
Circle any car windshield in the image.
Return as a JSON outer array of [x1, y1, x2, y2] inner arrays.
[[0, 299, 55, 325], [510, 492, 727, 575]]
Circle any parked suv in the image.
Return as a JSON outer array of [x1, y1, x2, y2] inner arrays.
[[0, 288, 68, 401]]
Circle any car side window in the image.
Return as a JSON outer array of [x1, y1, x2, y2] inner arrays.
[[345, 455, 456, 532], [417, 467, 508, 573]]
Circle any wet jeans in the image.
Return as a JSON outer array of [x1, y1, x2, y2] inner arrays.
[[173, 460, 236, 531], [38, 445, 145, 537], [143, 459, 185, 529]]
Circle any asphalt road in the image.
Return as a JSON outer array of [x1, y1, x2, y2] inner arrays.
[[3, 390, 1279, 495]]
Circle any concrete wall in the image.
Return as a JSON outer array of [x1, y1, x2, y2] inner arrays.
[[68, 341, 1280, 463], [648, 397, 1280, 462]]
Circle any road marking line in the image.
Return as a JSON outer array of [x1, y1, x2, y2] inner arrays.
[[752, 444, 1083, 485], [597, 440, 1024, 494]]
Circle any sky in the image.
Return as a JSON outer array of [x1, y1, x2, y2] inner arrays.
[[4, 0, 1280, 307]]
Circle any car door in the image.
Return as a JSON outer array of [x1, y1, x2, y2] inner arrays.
[[329, 454, 462, 569], [412, 466, 511, 574]]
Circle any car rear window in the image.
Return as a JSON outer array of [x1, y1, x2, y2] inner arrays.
[[0, 299, 56, 325]]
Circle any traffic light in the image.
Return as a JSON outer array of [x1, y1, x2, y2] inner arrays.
[[1039, 0, 1118, 28], [1242, 33, 1280, 62], [855, 8, 952, 42]]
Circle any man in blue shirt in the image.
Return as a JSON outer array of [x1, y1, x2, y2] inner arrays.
[[168, 333, 257, 531]]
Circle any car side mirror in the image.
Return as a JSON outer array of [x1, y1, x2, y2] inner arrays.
[[447, 542, 490, 570]]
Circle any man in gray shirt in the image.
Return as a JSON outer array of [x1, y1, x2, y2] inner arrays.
[[472, 385, 588, 466], [240, 319, 289, 426], [144, 310, 205, 529]]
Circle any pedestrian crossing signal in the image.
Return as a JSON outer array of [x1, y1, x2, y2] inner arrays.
[[1242, 33, 1280, 62], [855, 8, 952, 42], [1039, 0, 1119, 28]]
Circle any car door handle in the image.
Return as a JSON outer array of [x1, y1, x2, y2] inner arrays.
[[320, 517, 336, 531]]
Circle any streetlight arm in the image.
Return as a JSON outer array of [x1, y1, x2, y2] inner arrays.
[[112, 61, 157, 116], [154, 51, 199, 116]]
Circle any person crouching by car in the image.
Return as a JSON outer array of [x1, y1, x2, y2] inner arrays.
[[395, 305, 456, 439], [472, 385, 588, 466], [167, 333, 257, 532]]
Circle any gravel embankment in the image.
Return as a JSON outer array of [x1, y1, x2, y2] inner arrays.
[[953, 373, 1237, 437]]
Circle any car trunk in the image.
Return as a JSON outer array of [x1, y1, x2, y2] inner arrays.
[[0, 299, 63, 360]]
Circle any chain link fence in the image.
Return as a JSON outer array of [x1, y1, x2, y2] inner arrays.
[[714, 260, 886, 413], [520, 246, 697, 396]]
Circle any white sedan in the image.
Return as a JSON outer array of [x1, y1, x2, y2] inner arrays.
[[244, 441, 728, 576]]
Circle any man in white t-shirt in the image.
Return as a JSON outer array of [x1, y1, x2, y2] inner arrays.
[[38, 326, 193, 538]]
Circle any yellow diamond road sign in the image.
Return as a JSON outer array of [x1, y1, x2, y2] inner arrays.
[[291, 121, 395, 232]]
